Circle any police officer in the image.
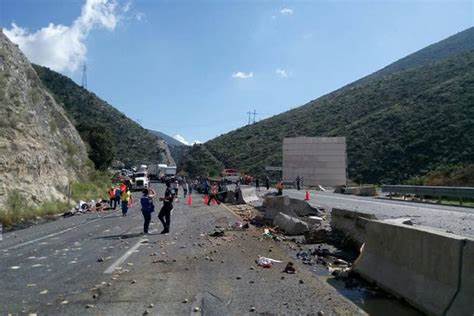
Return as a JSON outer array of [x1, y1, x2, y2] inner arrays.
[[158, 182, 174, 234]]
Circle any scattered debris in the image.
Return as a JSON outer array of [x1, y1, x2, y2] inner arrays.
[[283, 262, 296, 274], [256, 256, 282, 268]]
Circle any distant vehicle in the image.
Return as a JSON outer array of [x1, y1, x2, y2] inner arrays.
[[221, 168, 240, 183], [149, 163, 169, 180], [164, 166, 177, 177], [132, 172, 149, 191]]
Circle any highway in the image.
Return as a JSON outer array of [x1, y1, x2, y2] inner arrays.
[[284, 189, 474, 238], [0, 184, 363, 315]]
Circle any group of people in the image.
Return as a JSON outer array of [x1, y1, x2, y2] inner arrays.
[[139, 181, 175, 234], [106, 174, 301, 235], [107, 183, 133, 216]]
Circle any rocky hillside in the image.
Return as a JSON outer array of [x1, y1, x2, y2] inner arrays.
[[182, 27, 474, 184], [0, 31, 91, 208], [33, 65, 172, 168]]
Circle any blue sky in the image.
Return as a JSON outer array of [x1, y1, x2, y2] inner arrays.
[[1, 0, 473, 143]]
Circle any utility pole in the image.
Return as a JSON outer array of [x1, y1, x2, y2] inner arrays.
[[252, 109, 257, 124], [247, 110, 252, 125], [81, 63, 87, 89]]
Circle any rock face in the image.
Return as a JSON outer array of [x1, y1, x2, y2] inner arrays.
[[0, 31, 90, 209]]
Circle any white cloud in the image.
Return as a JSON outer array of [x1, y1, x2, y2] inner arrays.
[[275, 68, 288, 78], [173, 134, 201, 146], [4, 0, 123, 73], [232, 71, 253, 79], [280, 8, 294, 15]]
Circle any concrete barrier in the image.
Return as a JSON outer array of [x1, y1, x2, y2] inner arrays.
[[262, 195, 320, 220], [354, 219, 466, 316], [330, 208, 376, 246], [236, 186, 259, 204], [343, 186, 376, 196], [447, 238, 474, 316]]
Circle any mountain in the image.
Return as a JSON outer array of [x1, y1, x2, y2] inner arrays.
[[0, 31, 90, 209], [33, 65, 173, 168], [182, 27, 474, 184], [148, 130, 187, 147]]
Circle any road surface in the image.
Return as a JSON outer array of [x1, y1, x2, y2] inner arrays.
[[284, 189, 474, 238], [0, 184, 363, 315]]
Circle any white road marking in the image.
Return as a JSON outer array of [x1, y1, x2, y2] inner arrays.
[[3, 227, 76, 251], [1, 210, 120, 251], [104, 238, 147, 274]]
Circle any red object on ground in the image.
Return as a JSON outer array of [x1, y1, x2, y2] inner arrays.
[[305, 191, 310, 201], [187, 195, 192, 206], [203, 195, 209, 204]]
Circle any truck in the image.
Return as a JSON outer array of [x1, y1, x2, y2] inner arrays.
[[132, 171, 149, 191], [164, 166, 177, 177]]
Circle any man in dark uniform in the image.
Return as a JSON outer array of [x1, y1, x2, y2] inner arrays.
[[158, 182, 174, 234]]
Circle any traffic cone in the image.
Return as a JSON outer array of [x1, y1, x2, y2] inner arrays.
[[187, 195, 193, 206], [305, 191, 310, 201]]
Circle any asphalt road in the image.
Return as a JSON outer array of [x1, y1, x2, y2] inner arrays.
[[284, 189, 474, 237], [0, 184, 364, 315]]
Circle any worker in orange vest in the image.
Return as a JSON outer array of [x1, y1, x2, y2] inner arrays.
[[108, 186, 116, 209], [276, 181, 284, 196]]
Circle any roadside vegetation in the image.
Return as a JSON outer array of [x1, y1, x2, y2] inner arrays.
[[181, 30, 474, 185], [0, 170, 111, 229], [33, 64, 163, 168]]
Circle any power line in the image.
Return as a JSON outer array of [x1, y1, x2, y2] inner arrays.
[[246, 109, 258, 125]]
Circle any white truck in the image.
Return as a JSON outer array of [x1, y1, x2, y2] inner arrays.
[[132, 171, 149, 191]]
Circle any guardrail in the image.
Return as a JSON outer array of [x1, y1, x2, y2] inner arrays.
[[381, 185, 474, 202]]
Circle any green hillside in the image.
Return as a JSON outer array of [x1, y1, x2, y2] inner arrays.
[[182, 28, 474, 184], [34, 65, 167, 169]]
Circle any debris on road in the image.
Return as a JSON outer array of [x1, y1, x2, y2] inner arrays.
[[256, 256, 282, 268], [283, 262, 296, 274]]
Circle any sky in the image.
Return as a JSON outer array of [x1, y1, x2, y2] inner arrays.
[[1, 0, 473, 144]]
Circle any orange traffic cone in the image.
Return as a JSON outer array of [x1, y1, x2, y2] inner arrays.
[[187, 195, 192, 206], [203, 195, 209, 205], [305, 191, 310, 201]]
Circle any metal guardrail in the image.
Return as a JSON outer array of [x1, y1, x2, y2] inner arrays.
[[381, 185, 474, 200]]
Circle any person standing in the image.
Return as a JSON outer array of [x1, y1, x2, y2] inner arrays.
[[108, 186, 116, 209], [296, 176, 301, 191], [121, 186, 132, 216], [183, 181, 189, 198], [265, 176, 270, 191], [255, 178, 260, 191], [140, 188, 156, 234], [207, 183, 220, 205], [234, 181, 240, 204], [276, 181, 284, 196], [114, 185, 122, 209], [158, 182, 174, 234]]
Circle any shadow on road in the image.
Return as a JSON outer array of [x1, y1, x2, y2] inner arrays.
[[95, 232, 143, 240]]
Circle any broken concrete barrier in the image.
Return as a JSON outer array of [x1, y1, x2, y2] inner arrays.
[[330, 208, 376, 246], [273, 212, 309, 235], [236, 186, 259, 204], [354, 219, 466, 316], [263, 195, 320, 220]]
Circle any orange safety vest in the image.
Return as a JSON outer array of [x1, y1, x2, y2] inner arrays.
[[108, 189, 115, 199]]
